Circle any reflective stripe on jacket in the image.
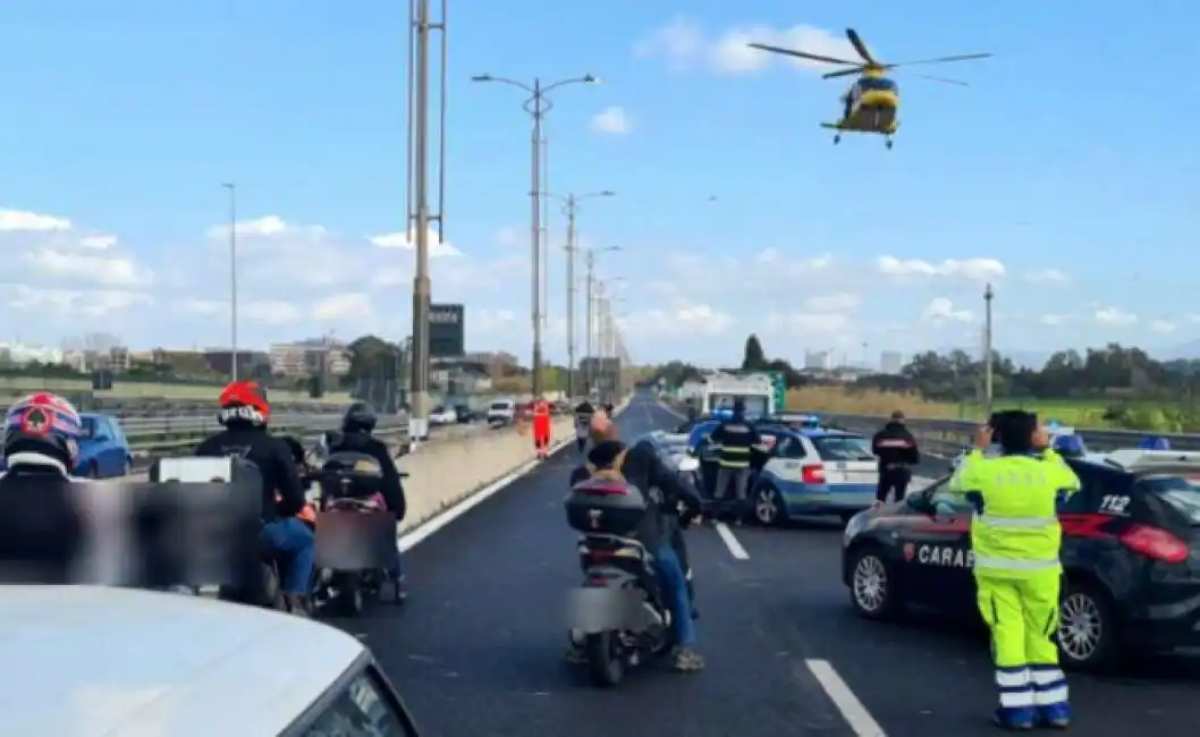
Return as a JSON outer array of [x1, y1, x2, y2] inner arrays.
[[711, 420, 759, 469], [948, 448, 1081, 580]]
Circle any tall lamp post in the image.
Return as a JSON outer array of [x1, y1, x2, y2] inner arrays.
[[472, 72, 598, 397], [583, 248, 620, 395], [984, 283, 994, 417], [221, 182, 238, 381], [550, 190, 614, 398]]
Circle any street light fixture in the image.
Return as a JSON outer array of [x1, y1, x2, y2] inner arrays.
[[472, 72, 599, 398]]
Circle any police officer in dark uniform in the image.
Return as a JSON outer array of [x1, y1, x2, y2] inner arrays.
[[871, 410, 920, 504], [709, 398, 760, 521]]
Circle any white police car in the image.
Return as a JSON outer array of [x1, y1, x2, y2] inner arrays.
[[2, 586, 419, 736], [750, 427, 879, 526]]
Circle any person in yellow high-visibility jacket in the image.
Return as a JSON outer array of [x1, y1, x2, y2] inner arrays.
[[948, 411, 1081, 731]]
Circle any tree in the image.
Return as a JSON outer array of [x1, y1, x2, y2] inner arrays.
[[347, 335, 399, 381], [742, 334, 767, 371]]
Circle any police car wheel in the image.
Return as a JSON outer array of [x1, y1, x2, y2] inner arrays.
[[849, 548, 896, 619], [753, 485, 783, 526], [1058, 580, 1117, 671]]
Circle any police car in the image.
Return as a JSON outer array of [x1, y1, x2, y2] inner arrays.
[[842, 450, 1200, 670], [749, 426, 879, 526]]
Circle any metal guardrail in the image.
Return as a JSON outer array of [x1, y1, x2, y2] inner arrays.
[[818, 413, 1200, 456], [119, 413, 409, 455]]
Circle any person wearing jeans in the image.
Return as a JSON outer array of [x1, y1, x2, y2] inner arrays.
[[260, 517, 316, 597], [651, 544, 697, 655]]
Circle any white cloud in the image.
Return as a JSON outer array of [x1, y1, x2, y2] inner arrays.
[[313, 293, 372, 322], [495, 225, 522, 248], [0, 208, 72, 232], [9, 286, 150, 318], [25, 248, 149, 287], [923, 297, 974, 323], [1040, 313, 1072, 327], [206, 214, 328, 241], [591, 106, 632, 135], [1150, 319, 1177, 335], [476, 308, 518, 334], [626, 300, 734, 338], [80, 234, 118, 250], [755, 247, 779, 264], [369, 226, 461, 257], [806, 253, 834, 270], [878, 255, 1005, 282], [244, 300, 302, 325], [1095, 306, 1137, 327], [768, 311, 851, 335], [803, 292, 860, 312], [1025, 268, 1069, 284], [174, 298, 226, 317], [633, 16, 705, 70]]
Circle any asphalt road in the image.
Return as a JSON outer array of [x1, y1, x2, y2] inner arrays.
[[325, 392, 1200, 737]]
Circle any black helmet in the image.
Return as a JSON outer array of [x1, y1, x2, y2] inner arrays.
[[342, 401, 377, 434]]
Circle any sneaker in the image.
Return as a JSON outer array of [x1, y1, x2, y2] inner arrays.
[[671, 647, 706, 672], [285, 594, 312, 618], [992, 707, 1035, 731], [1036, 703, 1071, 730]]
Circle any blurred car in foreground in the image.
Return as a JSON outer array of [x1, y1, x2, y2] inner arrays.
[[487, 398, 516, 426], [75, 413, 133, 478], [2, 585, 419, 736], [842, 449, 1200, 670]]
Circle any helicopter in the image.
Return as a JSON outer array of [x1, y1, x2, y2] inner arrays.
[[748, 28, 990, 149]]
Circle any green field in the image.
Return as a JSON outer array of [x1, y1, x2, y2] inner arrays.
[[0, 376, 352, 405]]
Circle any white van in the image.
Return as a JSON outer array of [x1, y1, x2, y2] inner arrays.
[[487, 398, 516, 426]]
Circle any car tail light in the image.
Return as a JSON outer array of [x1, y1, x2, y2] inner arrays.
[[803, 464, 826, 484], [1119, 524, 1189, 564]]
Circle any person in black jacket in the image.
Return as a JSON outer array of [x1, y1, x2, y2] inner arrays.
[[323, 402, 408, 599], [196, 381, 314, 612], [871, 410, 920, 504], [709, 398, 760, 522], [572, 400, 595, 454], [569, 414, 706, 672]]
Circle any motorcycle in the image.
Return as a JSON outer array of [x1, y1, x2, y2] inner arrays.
[[308, 447, 406, 616], [565, 472, 702, 687]]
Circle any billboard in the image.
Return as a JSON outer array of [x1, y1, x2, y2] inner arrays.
[[429, 303, 464, 357]]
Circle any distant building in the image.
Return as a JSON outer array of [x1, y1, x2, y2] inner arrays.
[[269, 339, 351, 378], [461, 350, 520, 380], [204, 350, 272, 378], [881, 351, 904, 375], [805, 350, 833, 371]]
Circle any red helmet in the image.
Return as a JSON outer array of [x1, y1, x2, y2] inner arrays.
[[3, 392, 83, 467], [218, 380, 270, 426]]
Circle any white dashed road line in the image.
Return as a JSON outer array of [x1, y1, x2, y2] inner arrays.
[[714, 521, 750, 560], [805, 659, 887, 737]]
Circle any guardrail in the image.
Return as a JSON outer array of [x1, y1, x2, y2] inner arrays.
[[119, 413, 409, 455], [817, 413, 1200, 456]]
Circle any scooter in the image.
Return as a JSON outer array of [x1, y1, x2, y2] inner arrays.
[[309, 449, 406, 616]]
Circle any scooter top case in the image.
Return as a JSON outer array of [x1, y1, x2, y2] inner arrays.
[[315, 452, 395, 571], [565, 477, 647, 536]]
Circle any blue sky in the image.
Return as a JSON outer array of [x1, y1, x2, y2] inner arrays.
[[1, 1, 1197, 367]]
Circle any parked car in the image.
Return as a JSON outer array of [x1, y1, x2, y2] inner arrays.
[[453, 404, 478, 423], [1, 585, 420, 736], [428, 405, 458, 426], [842, 449, 1200, 670], [487, 399, 516, 426], [748, 426, 879, 525], [75, 413, 133, 478]]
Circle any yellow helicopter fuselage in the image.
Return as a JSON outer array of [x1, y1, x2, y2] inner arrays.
[[827, 68, 900, 135]]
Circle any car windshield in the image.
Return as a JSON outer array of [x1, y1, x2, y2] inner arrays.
[[490, 402, 509, 410], [812, 436, 875, 461], [80, 417, 97, 439], [1139, 476, 1200, 525]]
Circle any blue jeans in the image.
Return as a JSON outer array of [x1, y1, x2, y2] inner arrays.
[[652, 544, 696, 647], [261, 518, 315, 595]]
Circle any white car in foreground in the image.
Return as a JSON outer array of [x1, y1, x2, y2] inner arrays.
[[3, 586, 419, 737]]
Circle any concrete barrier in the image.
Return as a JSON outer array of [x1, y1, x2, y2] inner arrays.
[[396, 415, 575, 532]]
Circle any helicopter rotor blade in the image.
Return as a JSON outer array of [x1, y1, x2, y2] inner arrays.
[[887, 52, 992, 68], [918, 74, 969, 86], [746, 42, 861, 67], [845, 28, 878, 66], [822, 67, 867, 80]]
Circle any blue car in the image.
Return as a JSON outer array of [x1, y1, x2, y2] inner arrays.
[[75, 413, 133, 478], [748, 426, 880, 526]]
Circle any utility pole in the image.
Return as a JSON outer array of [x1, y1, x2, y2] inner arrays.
[[585, 249, 594, 396], [565, 195, 577, 398], [406, 0, 447, 441], [984, 282, 994, 417], [530, 78, 544, 397], [221, 182, 238, 381]]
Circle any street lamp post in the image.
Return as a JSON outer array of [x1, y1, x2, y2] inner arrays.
[[472, 72, 598, 398], [984, 283, 994, 416], [582, 247, 619, 395], [221, 182, 238, 381], [560, 190, 614, 398]]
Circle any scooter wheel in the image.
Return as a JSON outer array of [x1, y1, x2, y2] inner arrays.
[[335, 578, 365, 616], [585, 632, 624, 687]]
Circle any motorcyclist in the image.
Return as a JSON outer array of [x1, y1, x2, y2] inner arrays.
[[872, 410, 920, 505], [949, 411, 1081, 730], [0, 393, 86, 582], [573, 399, 595, 454], [569, 412, 706, 672], [322, 401, 408, 600], [196, 380, 314, 614]]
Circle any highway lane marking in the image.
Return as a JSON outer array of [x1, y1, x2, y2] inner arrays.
[[714, 522, 750, 560], [805, 659, 887, 737]]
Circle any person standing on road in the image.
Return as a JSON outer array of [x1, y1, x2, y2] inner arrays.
[[949, 411, 1081, 731], [532, 399, 552, 460], [573, 399, 594, 455], [872, 411, 920, 505], [709, 398, 760, 522]]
